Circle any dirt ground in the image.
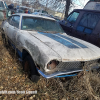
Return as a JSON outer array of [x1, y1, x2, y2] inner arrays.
[[0, 22, 100, 100]]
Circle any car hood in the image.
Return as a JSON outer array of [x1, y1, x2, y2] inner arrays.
[[28, 31, 100, 61]]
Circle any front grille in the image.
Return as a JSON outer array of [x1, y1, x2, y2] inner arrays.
[[56, 59, 99, 70], [57, 62, 81, 70]]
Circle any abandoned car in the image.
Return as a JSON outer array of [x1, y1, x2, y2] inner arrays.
[[1, 13, 100, 82], [59, 1, 100, 48]]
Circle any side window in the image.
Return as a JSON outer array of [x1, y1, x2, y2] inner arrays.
[[77, 13, 100, 34], [12, 16, 20, 28], [8, 16, 13, 26], [67, 12, 79, 23]]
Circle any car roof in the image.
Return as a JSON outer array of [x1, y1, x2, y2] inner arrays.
[[13, 13, 55, 21], [73, 9, 100, 13]]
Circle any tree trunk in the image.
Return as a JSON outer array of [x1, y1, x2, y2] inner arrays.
[[64, 0, 71, 19]]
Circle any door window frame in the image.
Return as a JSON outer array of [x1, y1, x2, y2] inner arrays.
[[66, 11, 79, 23]]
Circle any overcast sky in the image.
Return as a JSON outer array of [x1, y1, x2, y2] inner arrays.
[[39, 0, 89, 12]]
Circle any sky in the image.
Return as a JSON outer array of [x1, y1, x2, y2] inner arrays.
[[69, 0, 89, 13], [73, 0, 89, 7]]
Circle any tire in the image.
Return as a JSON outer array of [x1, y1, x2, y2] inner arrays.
[[2, 34, 6, 46], [23, 55, 40, 82], [1, 33, 9, 48]]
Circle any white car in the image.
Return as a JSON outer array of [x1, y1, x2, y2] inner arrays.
[[1, 13, 100, 82]]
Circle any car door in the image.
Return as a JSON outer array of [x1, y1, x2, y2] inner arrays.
[[60, 11, 79, 35], [7, 15, 20, 46]]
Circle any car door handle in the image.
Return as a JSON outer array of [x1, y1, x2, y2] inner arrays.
[[6, 26, 9, 28]]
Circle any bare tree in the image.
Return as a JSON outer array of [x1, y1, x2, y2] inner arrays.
[[64, 0, 71, 18]]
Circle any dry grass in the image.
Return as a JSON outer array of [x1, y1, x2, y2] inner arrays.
[[0, 31, 100, 100]]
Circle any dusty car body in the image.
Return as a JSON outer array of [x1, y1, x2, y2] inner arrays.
[[1, 13, 100, 80], [59, 1, 100, 48]]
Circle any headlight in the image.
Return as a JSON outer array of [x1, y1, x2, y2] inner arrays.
[[47, 60, 59, 70]]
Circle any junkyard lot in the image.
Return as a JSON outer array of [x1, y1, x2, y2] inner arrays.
[[0, 21, 100, 100]]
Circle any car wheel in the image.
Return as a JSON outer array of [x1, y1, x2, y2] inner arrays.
[[1, 33, 9, 48], [23, 55, 40, 82], [2, 33, 6, 45]]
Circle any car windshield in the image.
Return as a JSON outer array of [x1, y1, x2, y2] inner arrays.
[[21, 16, 64, 33]]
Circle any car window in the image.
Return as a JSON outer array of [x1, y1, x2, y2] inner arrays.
[[0, 1, 4, 8], [12, 16, 20, 28], [21, 17, 64, 33], [67, 12, 79, 23], [77, 12, 100, 34], [8, 16, 13, 26]]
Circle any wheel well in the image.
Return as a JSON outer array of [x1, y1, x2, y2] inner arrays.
[[22, 49, 40, 69], [22, 49, 30, 60]]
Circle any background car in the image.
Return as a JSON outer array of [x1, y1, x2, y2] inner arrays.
[[59, 1, 100, 48], [34, 9, 48, 14], [0, 0, 8, 20], [32, 12, 50, 17], [1, 13, 100, 82], [19, 6, 33, 13]]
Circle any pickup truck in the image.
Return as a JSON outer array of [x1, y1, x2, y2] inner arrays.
[[59, 1, 100, 48]]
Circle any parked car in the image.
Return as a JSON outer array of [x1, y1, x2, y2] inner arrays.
[[0, 1, 17, 20], [0, 0, 8, 20], [16, 9, 24, 13], [59, 1, 100, 48], [1, 13, 100, 82], [32, 12, 51, 17], [19, 6, 33, 13], [34, 9, 48, 14]]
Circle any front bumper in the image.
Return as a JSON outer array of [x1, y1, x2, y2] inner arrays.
[[37, 68, 82, 78], [36, 64, 100, 78]]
